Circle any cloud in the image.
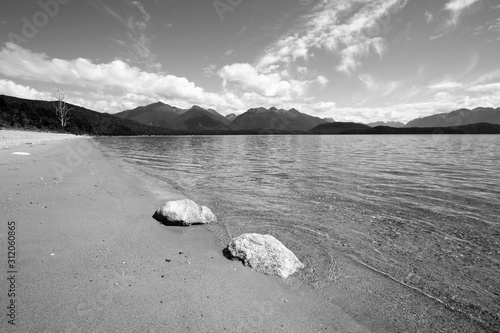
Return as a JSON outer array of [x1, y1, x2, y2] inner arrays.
[[88, 0, 126, 24], [444, 0, 481, 25], [467, 82, 500, 93], [125, 1, 158, 69], [203, 64, 218, 77], [486, 18, 500, 32], [89, 0, 158, 70], [430, 32, 447, 40], [0, 43, 228, 109], [428, 81, 464, 90], [0, 78, 49, 100], [219, 63, 311, 99], [359, 73, 402, 97], [317, 75, 328, 87], [425, 10, 434, 24], [255, 0, 409, 75]]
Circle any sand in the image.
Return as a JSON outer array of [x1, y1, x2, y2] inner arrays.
[[0, 129, 79, 150], [0, 130, 492, 333]]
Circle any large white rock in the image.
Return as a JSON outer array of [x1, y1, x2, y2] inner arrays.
[[153, 199, 217, 226], [227, 233, 304, 278]]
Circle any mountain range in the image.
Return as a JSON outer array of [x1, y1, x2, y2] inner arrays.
[[116, 103, 330, 132], [367, 121, 405, 127], [308, 122, 500, 135], [404, 107, 500, 127], [1, 94, 500, 135]]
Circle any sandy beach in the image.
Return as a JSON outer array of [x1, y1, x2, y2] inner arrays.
[[0, 130, 492, 332], [0, 130, 79, 150]]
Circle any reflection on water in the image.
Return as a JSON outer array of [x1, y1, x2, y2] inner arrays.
[[96, 134, 500, 329]]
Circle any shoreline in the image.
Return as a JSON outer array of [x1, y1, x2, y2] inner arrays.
[[0, 132, 371, 333], [93, 135, 494, 332], [0, 130, 493, 332]]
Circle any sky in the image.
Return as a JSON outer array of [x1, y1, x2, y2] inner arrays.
[[0, 0, 499, 123]]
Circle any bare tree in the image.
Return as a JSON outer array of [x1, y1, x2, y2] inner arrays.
[[53, 87, 73, 128]]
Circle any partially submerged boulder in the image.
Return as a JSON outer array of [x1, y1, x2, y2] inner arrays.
[[226, 233, 304, 278], [153, 199, 217, 226]]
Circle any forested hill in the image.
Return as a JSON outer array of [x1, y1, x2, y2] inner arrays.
[[308, 122, 500, 134], [0, 95, 174, 136]]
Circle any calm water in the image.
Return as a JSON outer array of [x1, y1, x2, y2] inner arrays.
[[95, 135, 500, 329]]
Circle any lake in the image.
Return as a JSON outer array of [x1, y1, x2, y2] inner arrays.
[[95, 134, 500, 330]]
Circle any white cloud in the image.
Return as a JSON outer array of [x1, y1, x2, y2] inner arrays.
[[425, 11, 434, 24], [0, 43, 233, 111], [203, 64, 218, 78], [219, 63, 311, 99], [467, 82, 500, 93], [428, 81, 464, 90], [444, 0, 481, 25], [90, 0, 158, 70], [0, 78, 49, 100], [487, 18, 500, 32], [358, 73, 402, 98], [317, 75, 329, 87], [255, 0, 408, 75], [430, 32, 447, 40]]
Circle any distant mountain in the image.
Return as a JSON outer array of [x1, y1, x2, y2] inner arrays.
[[405, 107, 500, 127], [369, 123, 500, 134], [308, 121, 500, 134], [367, 121, 404, 127], [225, 113, 238, 123], [0, 95, 174, 136], [229, 107, 328, 132], [116, 102, 230, 130], [174, 105, 229, 131], [324, 117, 335, 123], [115, 102, 185, 129], [308, 122, 371, 134]]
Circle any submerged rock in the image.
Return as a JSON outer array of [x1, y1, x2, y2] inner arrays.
[[226, 233, 304, 278], [153, 199, 217, 226]]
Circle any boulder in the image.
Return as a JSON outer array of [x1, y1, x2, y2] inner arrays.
[[153, 199, 217, 226], [226, 233, 304, 278]]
